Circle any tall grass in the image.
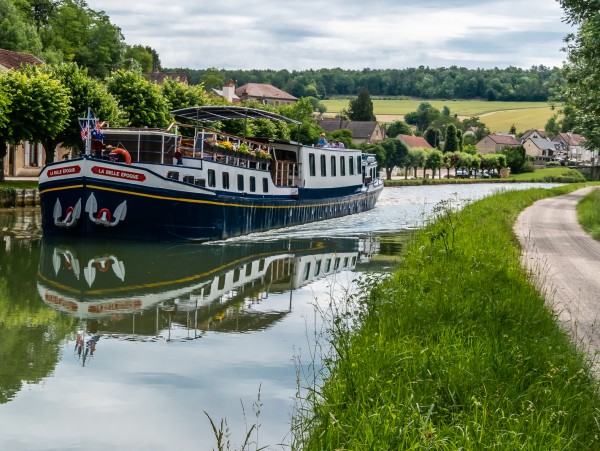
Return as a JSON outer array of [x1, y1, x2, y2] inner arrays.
[[294, 184, 600, 449], [578, 188, 600, 241]]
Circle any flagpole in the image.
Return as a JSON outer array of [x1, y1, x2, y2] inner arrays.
[[86, 106, 92, 155]]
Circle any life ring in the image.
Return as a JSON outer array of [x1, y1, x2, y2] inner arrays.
[[109, 148, 132, 165]]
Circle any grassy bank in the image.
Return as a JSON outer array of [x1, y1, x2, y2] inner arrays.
[[578, 188, 600, 240], [296, 183, 600, 449]]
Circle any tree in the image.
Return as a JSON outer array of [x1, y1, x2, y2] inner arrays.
[[28, 62, 122, 158], [500, 145, 529, 174], [443, 123, 459, 153], [347, 87, 375, 121], [424, 126, 439, 148], [0, 68, 70, 172], [425, 149, 443, 178], [124, 44, 156, 73], [408, 147, 427, 178], [386, 120, 412, 139], [559, 0, 600, 150], [161, 78, 209, 112], [106, 69, 171, 128], [404, 102, 441, 133], [0, 0, 43, 53], [378, 138, 409, 180]]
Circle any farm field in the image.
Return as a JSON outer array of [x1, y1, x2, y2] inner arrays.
[[321, 99, 558, 134]]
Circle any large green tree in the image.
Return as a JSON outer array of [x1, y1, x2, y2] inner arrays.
[[386, 120, 412, 138], [377, 138, 409, 180], [404, 102, 441, 133], [106, 69, 171, 128], [0, 0, 43, 53], [443, 123, 459, 153], [0, 68, 70, 174], [348, 87, 376, 121], [559, 0, 600, 150], [28, 62, 122, 158]]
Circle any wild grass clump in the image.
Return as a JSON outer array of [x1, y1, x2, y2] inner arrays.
[[577, 187, 600, 240], [540, 168, 587, 183], [294, 183, 600, 449]]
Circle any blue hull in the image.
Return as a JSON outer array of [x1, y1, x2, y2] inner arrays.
[[39, 160, 383, 242]]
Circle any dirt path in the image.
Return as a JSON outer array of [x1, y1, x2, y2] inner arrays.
[[514, 187, 600, 372]]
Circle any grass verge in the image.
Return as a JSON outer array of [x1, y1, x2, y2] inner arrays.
[[295, 183, 600, 449], [578, 187, 600, 241]]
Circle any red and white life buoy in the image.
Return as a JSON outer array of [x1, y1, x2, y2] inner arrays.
[[109, 148, 132, 165]]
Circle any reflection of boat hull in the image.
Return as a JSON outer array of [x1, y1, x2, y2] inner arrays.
[[37, 237, 368, 335]]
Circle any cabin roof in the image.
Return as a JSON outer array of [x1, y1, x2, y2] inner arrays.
[[171, 106, 302, 125]]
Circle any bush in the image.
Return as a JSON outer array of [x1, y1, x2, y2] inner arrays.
[[542, 169, 587, 183], [545, 161, 561, 167]]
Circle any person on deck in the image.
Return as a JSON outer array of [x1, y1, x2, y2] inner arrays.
[[318, 133, 328, 147]]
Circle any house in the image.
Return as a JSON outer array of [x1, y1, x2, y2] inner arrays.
[[143, 69, 188, 85], [1, 48, 46, 178], [235, 83, 297, 106], [396, 134, 433, 149], [519, 129, 547, 143], [475, 134, 520, 154], [552, 132, 595, 162], [522, 137, 564, 165], [318, 118, 386, 145], [0, 48, 43, 70]]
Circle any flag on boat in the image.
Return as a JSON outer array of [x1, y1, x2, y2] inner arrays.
[[80, 120, 88, 141], [91, 115, 104, 140], [79, 110, 104, 141]]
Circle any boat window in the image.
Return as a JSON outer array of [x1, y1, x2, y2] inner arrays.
[[218, 274, 226, 290], [344, 256, 349, 267], [340, 157, 346, 176], [250, 176, 256, 192], [233, 268, 240, 283], [320, 154, 326, 176], [222, 172, 230, 189], [262, 177, 269, 193], [303, 262, 311, 281], [325, 258, 332, 272], [334, 257, 340, 270], [309, 154, 316, 176], [349, 156, 354, 175], [357, 157, 361, 174], [314, 260, 322, 276], [331, 156, 337, 177], [245, 264, 252, 277], [208, 169, 216, 187], [259, 259, 265, 271], [237, 174, 244, 191]]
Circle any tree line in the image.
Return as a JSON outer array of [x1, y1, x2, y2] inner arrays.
[[183, 65, 562, 102]]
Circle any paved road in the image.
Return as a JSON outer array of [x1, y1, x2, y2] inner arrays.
[[514, 187, 600, 372]]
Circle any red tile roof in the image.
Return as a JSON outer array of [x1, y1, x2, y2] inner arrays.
[[397, 134, 433, 149], [488, 134, 520, 146], [0, 48, 43, 70], [235, 83, 297, 102]]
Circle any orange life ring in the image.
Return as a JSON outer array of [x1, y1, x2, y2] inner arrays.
[[109, 148, 132, 165]]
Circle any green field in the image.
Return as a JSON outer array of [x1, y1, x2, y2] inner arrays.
[[321, 99, 557, 134]]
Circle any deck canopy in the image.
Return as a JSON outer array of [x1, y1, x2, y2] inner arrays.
[[171, 106, 302, 125]]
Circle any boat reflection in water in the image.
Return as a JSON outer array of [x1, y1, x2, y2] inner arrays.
[[37, 237, 377, 362]]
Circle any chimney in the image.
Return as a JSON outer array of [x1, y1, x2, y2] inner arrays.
[[223, 79, 235, 103]]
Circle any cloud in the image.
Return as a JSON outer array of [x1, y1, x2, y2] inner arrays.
[[85, 0, 573, 70]]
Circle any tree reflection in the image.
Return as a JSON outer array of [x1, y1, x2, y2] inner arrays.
[[0, 212, 75, 403]]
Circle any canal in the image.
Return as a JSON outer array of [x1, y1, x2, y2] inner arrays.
[[0, 183, 558, 450]]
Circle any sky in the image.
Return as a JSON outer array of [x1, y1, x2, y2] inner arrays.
[[85, 0, 574, 71]]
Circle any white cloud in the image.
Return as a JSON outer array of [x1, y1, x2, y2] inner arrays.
[[86, 0, 573, 70]]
